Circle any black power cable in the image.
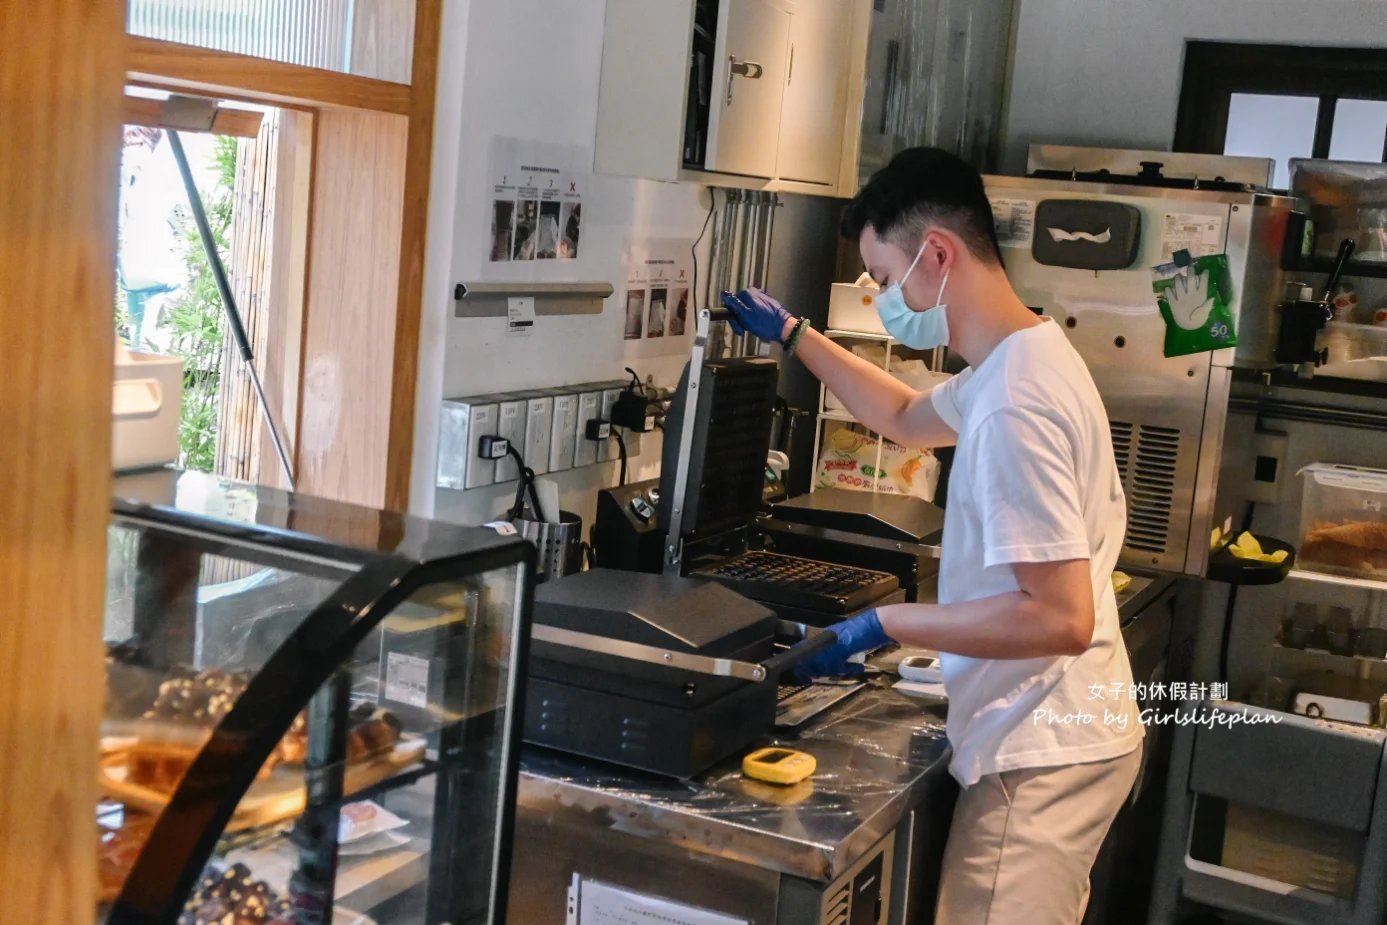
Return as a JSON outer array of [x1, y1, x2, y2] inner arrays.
[[504, 446, 546, 523], [614, 430, 628, 487], [692, 187, 717, 313]]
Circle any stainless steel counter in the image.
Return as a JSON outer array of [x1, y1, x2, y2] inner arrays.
[[1116, 573, 1171, 624], [518, 685, 951, 883], [515, 572, 1178, 890]]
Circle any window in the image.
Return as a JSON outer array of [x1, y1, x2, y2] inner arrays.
[[1329, 99, 1387, 163], [119, 0, 443, 509], [127, 0, 416, 83], [117, 94, 297, 482], [1175, 42, 1387, 188]]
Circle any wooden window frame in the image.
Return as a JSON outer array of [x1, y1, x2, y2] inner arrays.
[[123, 2, 441, 511], [1175, 41, 1387, 163], [3, 2, 127, 922]]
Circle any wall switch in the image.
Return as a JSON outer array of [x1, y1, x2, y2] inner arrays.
[[1250, 428, 1288, 504], [494, 396, 528, 482], [549, 393, 579, 473], [523, 395, 554, 476], [574, 390, 603, 467]]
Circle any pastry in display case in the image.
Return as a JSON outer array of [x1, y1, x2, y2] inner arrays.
[[99, 470, 534, 925]]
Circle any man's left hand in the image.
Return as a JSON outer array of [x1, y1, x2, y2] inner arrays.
[[722, 288, 797, 344]]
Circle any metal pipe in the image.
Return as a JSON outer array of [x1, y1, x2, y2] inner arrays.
[[168, 131, 296, 491], [712, 188, 741, 359], [758, 192, 778, 292], [739, 192, 765, 356], [732, 192, 759, 357], [703, 191, 721, 315], [717, 188, 740, 296], [750, 193, 780, 356], [736, 191, 756, 290], [744, 191, 763, 289]]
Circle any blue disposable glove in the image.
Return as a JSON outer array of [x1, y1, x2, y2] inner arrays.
[[722, 288, 797, 344], [795, 610, 895, 681]]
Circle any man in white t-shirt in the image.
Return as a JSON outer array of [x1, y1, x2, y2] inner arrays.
[[722, 147, 1143, 925]]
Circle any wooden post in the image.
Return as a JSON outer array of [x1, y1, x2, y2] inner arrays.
[[0, 1, 124, 922]]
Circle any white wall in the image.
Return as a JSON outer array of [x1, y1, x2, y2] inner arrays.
[[411, 0, 718, 529], [1002, 0, 1387, 174]]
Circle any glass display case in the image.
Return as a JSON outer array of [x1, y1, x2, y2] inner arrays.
[[100, 470, 534, 925]]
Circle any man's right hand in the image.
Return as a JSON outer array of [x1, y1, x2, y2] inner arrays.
[[795, 610, 895, 680], [722, 288, 797, 344]]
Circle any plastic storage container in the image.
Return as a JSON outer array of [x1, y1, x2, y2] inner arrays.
[[1290, 159, 1387, 262], [827, 280, 886, 336], [1298, 463, 1387, 580], [112, 343, 183, 472], [1318, 322, 1387, 382]]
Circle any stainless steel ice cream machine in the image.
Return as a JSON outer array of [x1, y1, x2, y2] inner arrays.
[[986, 146, 1311, 576]]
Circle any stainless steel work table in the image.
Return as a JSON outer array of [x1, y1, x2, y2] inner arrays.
[[508, 572, 1181, 925], [517, 684, 951, 883]]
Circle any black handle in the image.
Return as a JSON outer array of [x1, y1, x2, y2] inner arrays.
[[708, 306, 734, 322], [761, 626, 838, 679], [1323, 238, 1357, 301]]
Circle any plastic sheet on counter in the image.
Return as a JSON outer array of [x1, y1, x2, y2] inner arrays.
[[517, 684, 950, 882]]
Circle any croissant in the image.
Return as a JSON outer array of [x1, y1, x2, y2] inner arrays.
[[1306, 520, 1387, 552]]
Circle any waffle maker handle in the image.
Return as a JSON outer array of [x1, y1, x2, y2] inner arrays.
[[762, 621, 840, 678]]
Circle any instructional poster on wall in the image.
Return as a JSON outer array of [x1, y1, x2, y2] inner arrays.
[[622, 238, 695, 350], [487, 136, 589, 263]]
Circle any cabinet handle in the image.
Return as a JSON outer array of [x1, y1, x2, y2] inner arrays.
[[727, 56, 764, 105], [788, 44, 795, 86]]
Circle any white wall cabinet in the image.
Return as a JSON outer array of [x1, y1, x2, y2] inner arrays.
[[704, 0, 792, 179], [594, 0, 871, 197], [775, 0, 854, 187]]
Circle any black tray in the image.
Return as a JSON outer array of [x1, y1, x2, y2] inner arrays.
[[1206, 535, 1297, 586]]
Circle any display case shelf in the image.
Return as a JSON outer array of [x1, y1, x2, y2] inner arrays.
[[1288, 568, 1387, 593]]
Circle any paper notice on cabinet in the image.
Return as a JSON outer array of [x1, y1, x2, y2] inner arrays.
[[568, 877, 747, 925], [384, 653, 429, 708], [989, 198, 1036, 249], [1161, 212, 1226, 263]]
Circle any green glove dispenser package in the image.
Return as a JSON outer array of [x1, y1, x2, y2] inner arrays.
[[1152, 250, 1237, 358]]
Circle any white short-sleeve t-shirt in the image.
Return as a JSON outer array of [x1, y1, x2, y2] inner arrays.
[[929, 319, 1142, 786]]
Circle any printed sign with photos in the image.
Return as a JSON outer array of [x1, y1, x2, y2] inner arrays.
[[623, 238, 694, 351], [487, 136, 587, 263]]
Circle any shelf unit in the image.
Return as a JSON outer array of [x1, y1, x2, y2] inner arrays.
[[810, 329, 947, 498]]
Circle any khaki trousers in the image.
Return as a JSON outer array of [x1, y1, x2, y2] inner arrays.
[[934, 745, 1143, 925]]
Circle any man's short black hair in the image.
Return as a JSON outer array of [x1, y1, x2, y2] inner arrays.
[[841, 147, 1003, 265]]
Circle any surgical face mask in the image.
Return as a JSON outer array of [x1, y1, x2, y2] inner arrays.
[[873, 242, 951, 349]]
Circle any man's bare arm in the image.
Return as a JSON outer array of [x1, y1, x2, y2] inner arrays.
[[876, 559, 1096, 658], [790, 326, 958, 449]]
